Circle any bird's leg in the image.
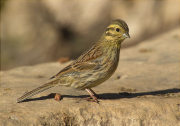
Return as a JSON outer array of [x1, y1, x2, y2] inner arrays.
[[85, 88, 99, 103], [88, 88, 99, 97]]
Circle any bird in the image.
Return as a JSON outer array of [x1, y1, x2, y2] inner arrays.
[[17, 19, 130, 103]]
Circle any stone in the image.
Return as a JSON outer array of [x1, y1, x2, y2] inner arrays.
[[0, 28, 179, 125]]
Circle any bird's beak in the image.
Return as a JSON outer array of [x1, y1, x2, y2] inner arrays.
[[123, 33, 130, 38]]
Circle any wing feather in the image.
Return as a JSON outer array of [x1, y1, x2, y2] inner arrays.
[[50, 44, 103, 79]]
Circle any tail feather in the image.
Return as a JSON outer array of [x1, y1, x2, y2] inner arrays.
[[17, 80, 58, 103]]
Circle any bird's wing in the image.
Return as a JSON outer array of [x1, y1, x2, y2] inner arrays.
[[50, 44, 103, 79]]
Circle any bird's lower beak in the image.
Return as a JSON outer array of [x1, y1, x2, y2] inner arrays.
[[123, 33, 130, 38]]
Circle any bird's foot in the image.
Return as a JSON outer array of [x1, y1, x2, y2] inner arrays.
[[85, 88, 99, 103], [84, 96, 99, 103]]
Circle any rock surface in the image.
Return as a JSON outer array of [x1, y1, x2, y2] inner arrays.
[[0, 28, 179, 126]]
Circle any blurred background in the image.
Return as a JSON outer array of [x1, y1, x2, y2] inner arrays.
[[1, 0, 179, 70]]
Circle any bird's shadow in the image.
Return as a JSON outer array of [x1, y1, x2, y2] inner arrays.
[[20, 88, 179, 103]]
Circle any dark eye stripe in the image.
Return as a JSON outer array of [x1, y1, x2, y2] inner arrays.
[[106, 27, 114, 31]]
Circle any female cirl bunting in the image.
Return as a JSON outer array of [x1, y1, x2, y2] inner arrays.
[[17, 19, 130, 103]]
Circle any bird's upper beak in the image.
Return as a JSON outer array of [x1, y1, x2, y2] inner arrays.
[[123, 33, 130, 38]]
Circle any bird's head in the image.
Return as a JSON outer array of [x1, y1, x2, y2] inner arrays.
[[103, 19, 130, 43]]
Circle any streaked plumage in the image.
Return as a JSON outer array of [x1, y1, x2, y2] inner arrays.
[[17, 19, 130, 103]]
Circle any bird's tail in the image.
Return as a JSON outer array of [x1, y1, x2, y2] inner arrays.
[[17, 79, 59, 103]]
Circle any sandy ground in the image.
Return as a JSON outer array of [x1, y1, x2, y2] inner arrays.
[[0, 28, 179, 125]]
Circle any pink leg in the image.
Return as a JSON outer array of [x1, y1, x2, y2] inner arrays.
[[85, 88, 99, 103]]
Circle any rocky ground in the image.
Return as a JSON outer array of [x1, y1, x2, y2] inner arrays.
[[0, 28, 179, 126]]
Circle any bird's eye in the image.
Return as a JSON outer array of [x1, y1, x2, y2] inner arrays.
[[116, 28, 120, 32]]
